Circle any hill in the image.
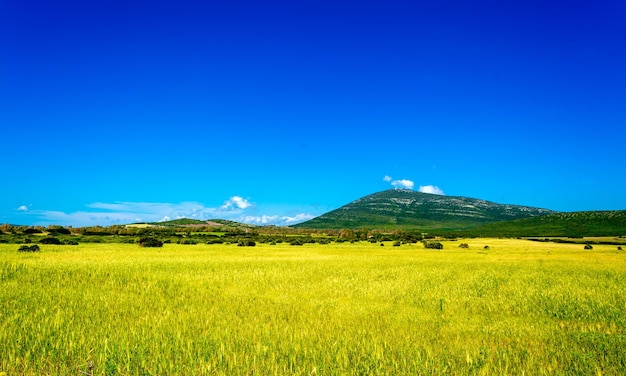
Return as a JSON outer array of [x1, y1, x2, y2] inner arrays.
[[294, 189, 554, 230], [455, 210, 626, 237], [148, 218, 254, 228]]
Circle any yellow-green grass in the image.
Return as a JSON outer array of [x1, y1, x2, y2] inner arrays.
[[1, 240, 624, 375]]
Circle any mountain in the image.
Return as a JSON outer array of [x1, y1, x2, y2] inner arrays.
[[456, 210, 626, 237], [293, 189, 555, 230]]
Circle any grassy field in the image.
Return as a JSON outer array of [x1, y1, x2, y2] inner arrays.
[[1, 239, 625, 375]]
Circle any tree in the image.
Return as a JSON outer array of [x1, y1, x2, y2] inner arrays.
[[137, 237, 163, 247], [39, 237, 62, 245], [423, 241, 443, 250], [18, 244, 40, 252]]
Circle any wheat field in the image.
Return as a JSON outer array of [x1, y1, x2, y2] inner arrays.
[[1, 239, 624, 375]]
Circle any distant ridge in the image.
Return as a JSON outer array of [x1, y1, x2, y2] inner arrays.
[[148, 218, 254, 227], [294, 189, 555, 230], [458, 210, 626, 237]]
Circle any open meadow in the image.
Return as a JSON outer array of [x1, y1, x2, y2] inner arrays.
[[1, 239, 625, 375]]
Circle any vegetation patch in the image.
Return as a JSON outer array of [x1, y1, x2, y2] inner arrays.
[[17, 244, 40, 252], [136, 237, 163, 247]]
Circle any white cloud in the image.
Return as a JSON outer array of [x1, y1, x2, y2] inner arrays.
[[221, 196, 252, 210], [17, 205, 29, 211], [384, 175, 415, 190], [418, 185, 445, 195], [238, 213, 315, 226], [392, 179, 414, 190], [14, 195, 320, 227]]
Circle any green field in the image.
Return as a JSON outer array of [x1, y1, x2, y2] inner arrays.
[[1, 240, 625, 375]]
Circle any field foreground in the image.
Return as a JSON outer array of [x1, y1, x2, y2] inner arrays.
[[1, 239, 625, 375]]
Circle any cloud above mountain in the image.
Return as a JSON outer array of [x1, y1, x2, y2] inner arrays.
[[383, 175, 415, 190], [418, 185, 445, 195]]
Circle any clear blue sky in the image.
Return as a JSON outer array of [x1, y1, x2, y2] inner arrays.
[[2, 0, 625, 226]]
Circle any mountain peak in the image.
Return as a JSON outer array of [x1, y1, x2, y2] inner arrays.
[[294, 189, 554, 230]]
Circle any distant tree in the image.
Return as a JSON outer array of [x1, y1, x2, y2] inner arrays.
[[39, 237, 62, 245], [393, 241, 401, 247], [484, 245, 490, 250], [137, 237, 163, 248], [459, 243, 469, 249], [423, 241, 443, 250], [584, 244, 593, 250], [18, 244, 40, 252], [237, 240, 256, 247], [618, 246, 623, 251], [47, 226, 71, 235]]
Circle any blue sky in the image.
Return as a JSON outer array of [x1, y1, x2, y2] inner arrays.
[[2, 0, 625, 227]]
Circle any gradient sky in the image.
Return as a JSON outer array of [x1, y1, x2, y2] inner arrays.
[[2, 0, 625, 227]]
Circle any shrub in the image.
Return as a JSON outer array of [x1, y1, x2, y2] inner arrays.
[[18, 244, 40, 252], [137, 237, 163, 248], [393, 241, 401, 247], [237, 240, 256, 247], [65, 240, 79, 245], [484, 245, 490, 250], [380, 243, 385, 246], [459, 243, 469, 249], [584, 244, 593, 250], [618, 246, 623, 251], [47, 226, 71, 235], [423, 241, 443, 250], [39, 237, 62, 245]]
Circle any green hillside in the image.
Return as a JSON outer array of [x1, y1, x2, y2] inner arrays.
[[152, 218, 208, 226], [294, 189, 554, 230], [454, 210, 626, 237]]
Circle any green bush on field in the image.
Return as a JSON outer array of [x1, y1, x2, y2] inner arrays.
[[18, 244, 40, 252], [237, 240, 256, 247], [423, 241, 443, 250], [136, 237, 163, 248], [39, 237, 62, 245]]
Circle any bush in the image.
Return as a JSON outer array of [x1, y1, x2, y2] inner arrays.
[[65, 240, 79, 245], [18, 244, 40, 252], [423, 241, 443, 250], [618, 246, 623, 251], [484, 245, 490, 250], [137, 237, 163, 248], [459, 243, 469, 249], [47, 226, 71, 235], [584, 244, 593, 250], [392, 241, 401, 247], [237, 240, 256, 247], [39, 237, 62, 245]]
